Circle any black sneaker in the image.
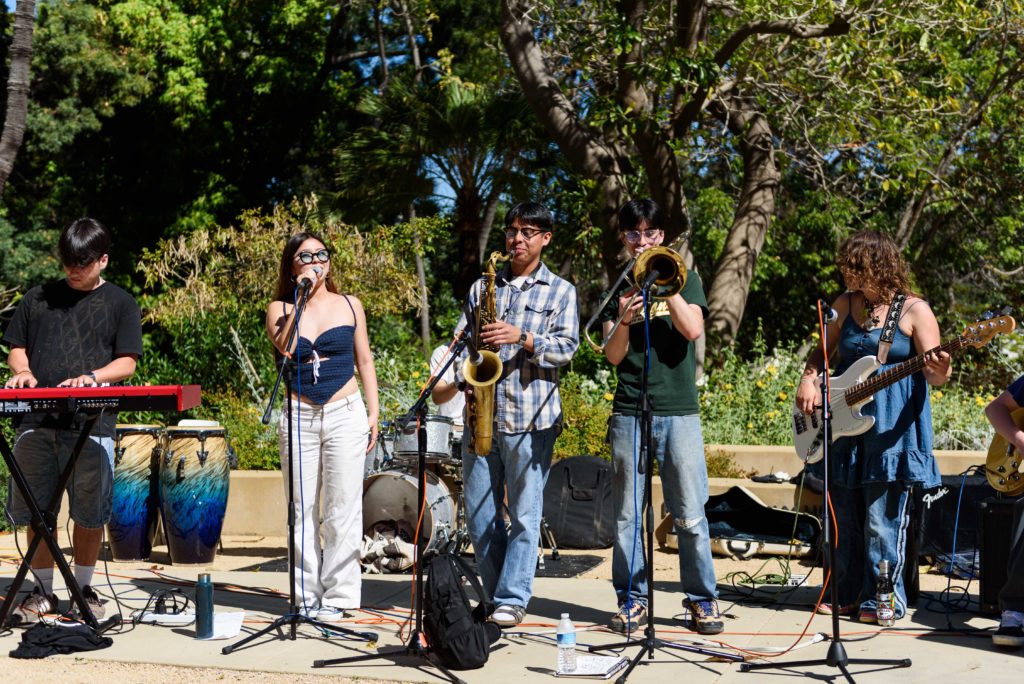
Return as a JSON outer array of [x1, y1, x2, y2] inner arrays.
[[685, 599, 724, 635], [993, 610, 1024, 649], [11, 587, 58, 626], [609, 602, 647, 634]]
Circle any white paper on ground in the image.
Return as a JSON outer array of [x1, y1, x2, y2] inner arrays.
[[197, 611, 245, 640]]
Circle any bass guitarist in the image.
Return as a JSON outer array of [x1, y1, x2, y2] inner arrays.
[[794, 230, 950, 623]]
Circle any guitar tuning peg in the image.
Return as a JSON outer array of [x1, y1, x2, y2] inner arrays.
[[1000, 306, 1015, 316], [981, 310, 995, 321]]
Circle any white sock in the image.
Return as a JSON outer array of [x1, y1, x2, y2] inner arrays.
[[74, 564, 96, 590], [32, 568, 54, 595]]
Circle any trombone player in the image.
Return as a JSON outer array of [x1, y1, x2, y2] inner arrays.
[[452, 202, 579, 627], [598, 199, 724, 635]]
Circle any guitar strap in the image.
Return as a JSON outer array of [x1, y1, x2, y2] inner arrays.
[[876, 293, 907, 364]]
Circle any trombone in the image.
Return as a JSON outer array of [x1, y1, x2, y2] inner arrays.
[[583, 246, 688, 353]]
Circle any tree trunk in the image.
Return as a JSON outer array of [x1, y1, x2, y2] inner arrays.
[[704, 99, 779, 347], [0, 0, 37, 196]]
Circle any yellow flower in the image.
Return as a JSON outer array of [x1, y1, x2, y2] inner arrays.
[[756, 380, 766, 389], [746, 422, 753, 429], [932, 390, 943, 400], [987, 394, 996, 402], [777, 391, 788, 402], [767, 410, 778, 420], [603, 392, 614, 402], [767, 364, 778, 375], [723, 383, 733, 391], [975, 396, 986, 407], [411, 371, 421, 379]]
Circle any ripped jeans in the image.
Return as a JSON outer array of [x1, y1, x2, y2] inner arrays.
[[610, 413, 717, 607]]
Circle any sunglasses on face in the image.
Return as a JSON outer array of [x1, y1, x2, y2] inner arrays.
[[504, 227, 546, 241], [295, 249, 330, 264], [623, 229, 663, 244]]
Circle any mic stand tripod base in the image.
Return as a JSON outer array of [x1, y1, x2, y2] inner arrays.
[[739, 637, 911, 681], [222, 610, 379, 655]]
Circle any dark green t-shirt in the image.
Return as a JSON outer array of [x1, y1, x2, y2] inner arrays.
[[598, 269, 708, 416]]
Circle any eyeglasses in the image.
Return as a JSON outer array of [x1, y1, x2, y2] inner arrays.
[[505, 227, 547, 241], [623, 229, 663, 244], [295, 249, 330, 264]]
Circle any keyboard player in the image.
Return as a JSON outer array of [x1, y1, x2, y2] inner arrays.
[[2, 218, 142, 625]]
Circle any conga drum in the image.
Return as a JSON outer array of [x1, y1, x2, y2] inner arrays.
[[106, 424, 163, 561], [159, 424, 231, 564]]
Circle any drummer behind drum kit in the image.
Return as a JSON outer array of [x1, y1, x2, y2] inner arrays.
[[106, 420, 237, 565], [361, 415, 469, 566]]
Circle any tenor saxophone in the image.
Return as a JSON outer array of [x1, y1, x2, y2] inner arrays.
[[463, 251, 509, 456]]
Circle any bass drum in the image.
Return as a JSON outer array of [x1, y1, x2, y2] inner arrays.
[[107, 424, 163, 561], [362, 470, 456, 555], [159, 424, 233, 564]]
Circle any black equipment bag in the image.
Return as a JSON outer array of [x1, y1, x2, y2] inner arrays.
[[543, 455, 615, 549], [423, 552, 500, 670]]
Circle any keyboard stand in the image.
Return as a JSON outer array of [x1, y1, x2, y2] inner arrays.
[[0, 414, 113, 631]]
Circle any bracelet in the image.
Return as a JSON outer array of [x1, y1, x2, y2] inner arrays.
[[799, 376, 817, 383]]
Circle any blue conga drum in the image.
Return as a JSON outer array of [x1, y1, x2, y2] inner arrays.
[[106, 424, 163, 561], [159, 423, 232, 564]]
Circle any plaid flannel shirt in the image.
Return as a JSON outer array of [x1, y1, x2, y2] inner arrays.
[[454, 261, 579, 433]]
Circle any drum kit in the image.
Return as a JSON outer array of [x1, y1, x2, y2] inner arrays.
[[107, 420, 235, 565], [362, 414, 469, 561]]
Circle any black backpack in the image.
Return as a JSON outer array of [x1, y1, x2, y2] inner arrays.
[[423, 552, 500, 670]]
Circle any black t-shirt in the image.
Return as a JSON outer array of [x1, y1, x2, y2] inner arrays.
[[598, 269, 708, 416], [3, 279, 143, 435]]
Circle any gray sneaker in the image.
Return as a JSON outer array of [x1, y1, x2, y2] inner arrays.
[[71, 585, 106, 621], [12, 588, 58, 626]]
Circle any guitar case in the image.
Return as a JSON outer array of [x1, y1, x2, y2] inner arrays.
[[542, 455, 615, 549], [705, 486, 821, 559]]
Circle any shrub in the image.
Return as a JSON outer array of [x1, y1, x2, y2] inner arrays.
[[555, 371, 613, 461]]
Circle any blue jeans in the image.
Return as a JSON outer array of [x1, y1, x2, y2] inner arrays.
[[462, 426, 557, 608], [830, 482, 911, 617], [610, 414, 717, 606]]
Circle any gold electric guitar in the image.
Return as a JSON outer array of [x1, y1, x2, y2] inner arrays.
[[985, 408, 1024, 496]]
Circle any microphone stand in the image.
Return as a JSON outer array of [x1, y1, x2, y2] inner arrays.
[[313, 329, 470, 684], [739, 304, 911, 681], [224, 280, 378, 654], [590, 281, 742, 681]]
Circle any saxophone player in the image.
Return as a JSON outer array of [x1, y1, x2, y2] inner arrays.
[[452, 202, 579, 628]]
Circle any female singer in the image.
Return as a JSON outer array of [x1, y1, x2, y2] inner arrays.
[[266, 232, 379, 620], [795, 230, 950, 623]]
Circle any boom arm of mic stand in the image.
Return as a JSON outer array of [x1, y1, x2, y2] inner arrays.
[[261, 285, 314, 425], [395, 330, 471, 431]]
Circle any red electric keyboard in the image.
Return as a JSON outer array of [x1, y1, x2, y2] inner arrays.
[[0, 384, 202, 415]]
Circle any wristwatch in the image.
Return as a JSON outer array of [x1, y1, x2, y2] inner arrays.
[[87, 371, 97, 383], [517, 329, 528, 346]]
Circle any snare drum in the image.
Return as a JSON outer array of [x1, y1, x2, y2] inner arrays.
[[107, 424, 163, 561], [394, 415, 455, 465], [159, 425, 232, 564], [362, 469, 456, 555]]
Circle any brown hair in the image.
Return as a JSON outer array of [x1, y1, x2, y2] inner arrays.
[[836, 230, 917, 302], [272, 232, 339, 302]]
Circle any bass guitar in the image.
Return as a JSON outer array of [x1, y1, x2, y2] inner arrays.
[[792, 315, 1015, 464]]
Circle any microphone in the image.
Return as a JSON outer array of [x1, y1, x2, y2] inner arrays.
[[298, 266, 322, 292], [817, 299, 838, 324], [641, 268, 663, 291]]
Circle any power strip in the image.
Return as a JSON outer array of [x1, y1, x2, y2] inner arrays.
[[138, 610, 195, 626]]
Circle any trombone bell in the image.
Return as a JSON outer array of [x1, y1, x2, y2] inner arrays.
[[582, 246, 687, 353]]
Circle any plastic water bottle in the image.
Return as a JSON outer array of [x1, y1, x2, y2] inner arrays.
[[875, 560, 896, 627], [556, 612, 577, 673], [196, 572, 214, 639]]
